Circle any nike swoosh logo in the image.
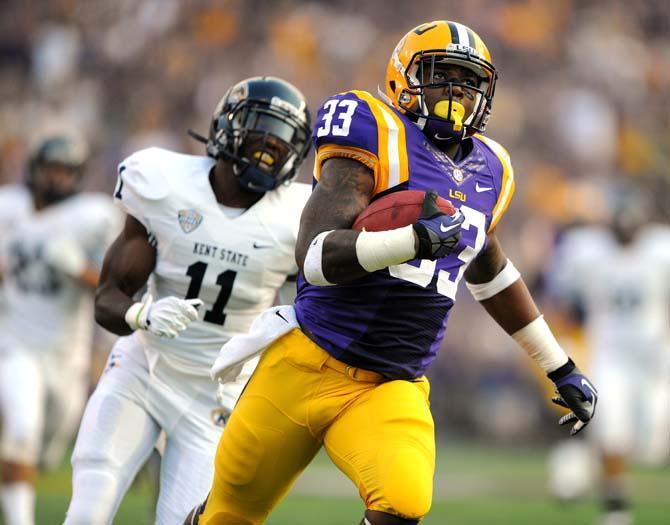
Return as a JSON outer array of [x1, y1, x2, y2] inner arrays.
[[253, 242, 273, 249], [439, 222, 458, 233], [475, 183, 493, 192], [581, 378, 598, 401], [275, 310, 289, 323], [434, 133, 452, 141]]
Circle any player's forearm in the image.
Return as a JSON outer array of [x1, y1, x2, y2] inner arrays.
[[94, 283, 136, 335], [298, 229, 370, 284], [301, 227, 419, 285], [320, 230, 370, 283], [466, 234, 569, 373], [476, 278, 570, 373], [478, 278, 540, 334]]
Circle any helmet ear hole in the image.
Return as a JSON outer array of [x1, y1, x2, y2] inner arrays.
[[389, 80, 396, 93]]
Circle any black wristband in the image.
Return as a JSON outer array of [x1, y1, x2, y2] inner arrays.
[[412, 223, 432, 259], [547, 358, 575, 381]]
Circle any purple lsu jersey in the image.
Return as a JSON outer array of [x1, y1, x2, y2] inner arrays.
[[294, 90, 515, 380]]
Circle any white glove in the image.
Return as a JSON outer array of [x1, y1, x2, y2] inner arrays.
[[125, 293, 202, 338], [43, 237, 87, 277]]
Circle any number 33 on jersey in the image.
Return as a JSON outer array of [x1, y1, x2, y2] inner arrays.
[[113, 147, 310, 372], [295, 90, 516, 379]]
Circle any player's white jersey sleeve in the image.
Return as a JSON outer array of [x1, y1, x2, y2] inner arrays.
[[113, 148, 310, 374], [114, 147, 172, 233], [0, 185, 33, 267], [70, 193, 124, 268], [0, 190, 121, 366], [0, 185, 33, 328]]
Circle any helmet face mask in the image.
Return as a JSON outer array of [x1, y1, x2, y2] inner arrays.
[[386, 21, 498, 146], [206, 77, 311, 193]]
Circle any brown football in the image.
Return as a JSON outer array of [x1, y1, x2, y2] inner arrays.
[[352, 190, 456, 231]]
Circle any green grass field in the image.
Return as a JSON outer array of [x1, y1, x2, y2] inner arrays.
[[22, 442, 670, 524]]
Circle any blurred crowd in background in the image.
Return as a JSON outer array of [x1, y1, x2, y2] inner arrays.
[[1, 0, 669, 443]]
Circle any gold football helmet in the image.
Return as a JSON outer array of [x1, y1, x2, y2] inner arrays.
[[385, 20, 497, 138]]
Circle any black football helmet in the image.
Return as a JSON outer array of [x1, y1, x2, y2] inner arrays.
[[192, 76, 311, 193], [27, 135, 88, 203]]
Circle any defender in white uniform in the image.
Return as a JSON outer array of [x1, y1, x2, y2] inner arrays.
[[549, 202, 670, 525], [0, 136, 121, 525], [64, 77, 312, 525]]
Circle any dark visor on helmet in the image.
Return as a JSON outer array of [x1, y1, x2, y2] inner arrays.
[[231, 102, 309, 148]]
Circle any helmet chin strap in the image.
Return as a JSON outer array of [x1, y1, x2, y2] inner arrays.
[[233, 161, 277, 193], [422, 118, 466, 145], [417, 98, 467, 146]]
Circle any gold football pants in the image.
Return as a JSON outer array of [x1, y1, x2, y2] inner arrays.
[[200, 329, 435, 524]]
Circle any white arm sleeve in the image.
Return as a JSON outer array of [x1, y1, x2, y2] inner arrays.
[[465, 258, 520, 301], [303, 231, 335, 286]]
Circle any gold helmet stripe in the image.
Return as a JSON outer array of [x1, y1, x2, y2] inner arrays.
[[465, 26, 479, 52], [454, 22, 471, 48], [446, 21, 462, 45]]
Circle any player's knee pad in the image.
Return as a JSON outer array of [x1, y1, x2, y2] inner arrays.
[[377, 451, 432, 519], [361, 510, 420, 525]]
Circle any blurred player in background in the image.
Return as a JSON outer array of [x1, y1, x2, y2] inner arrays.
[[548, 192, 670, 525], [0, 135, 121, 525], [191, 20, 598, 525], [64, 76, 312, 525]]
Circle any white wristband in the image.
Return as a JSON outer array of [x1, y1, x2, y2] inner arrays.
[[512, 315, 569, 373], [303, 231, 335, 286], [355, 225, 417, 273], [466, 258, 521, 301], [124, 302, 147, 331]]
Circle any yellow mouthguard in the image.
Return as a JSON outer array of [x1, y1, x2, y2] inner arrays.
[[434, 101, 465, 131], [253, 151, 275, 166]]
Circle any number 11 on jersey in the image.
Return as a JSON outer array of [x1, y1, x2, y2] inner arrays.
[[185, 261, 237, 326]]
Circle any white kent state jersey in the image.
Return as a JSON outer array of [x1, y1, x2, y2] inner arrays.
[[551, 225, 670, 362], [0, 185, 121, 364], [115, 147, 310, 374]]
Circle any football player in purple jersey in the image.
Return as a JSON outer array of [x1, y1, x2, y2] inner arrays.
[[188, 20, 598, 525]]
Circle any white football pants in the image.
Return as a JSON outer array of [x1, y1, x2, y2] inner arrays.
[[592, 352, 670, 462], [64, 335, 222, 525], [0, 346, 87, 469]]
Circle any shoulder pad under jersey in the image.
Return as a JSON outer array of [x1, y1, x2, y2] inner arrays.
[[474, 134, 516, 231], [312, 90, 410, 195], [113, 147, 176, 227]]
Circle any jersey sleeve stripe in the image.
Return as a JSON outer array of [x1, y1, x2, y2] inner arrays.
[[491, 175, 515, 231], [351, 91, 389, 192], [313, 144, 379, 181], [476, 134, 516, 231], [352, 91, 409, 194]]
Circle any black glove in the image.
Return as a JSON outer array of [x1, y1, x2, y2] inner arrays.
[[548, 358, 598, 435], [412, 190, 464, 260]]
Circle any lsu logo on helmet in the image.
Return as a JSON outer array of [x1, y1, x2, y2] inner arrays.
[[385, 20, 498, 139]]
